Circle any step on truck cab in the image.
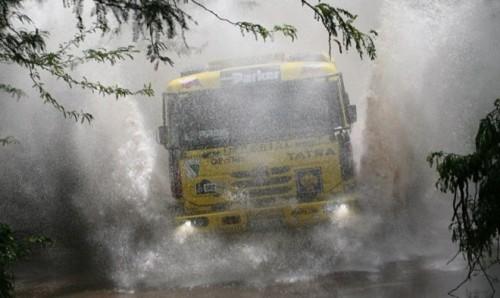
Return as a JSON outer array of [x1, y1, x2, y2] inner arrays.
[[159, 53, 358, 232]]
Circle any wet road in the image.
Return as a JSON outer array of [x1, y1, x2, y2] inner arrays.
[[15, 258, 495, 298]]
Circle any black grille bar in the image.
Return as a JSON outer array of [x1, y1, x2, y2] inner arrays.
[[231, 166, 290, 179], [232, 176, 291, 188], [248, 186, 292, 197]]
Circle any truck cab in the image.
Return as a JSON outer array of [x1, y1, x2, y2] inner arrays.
[[159, 53, 357, 231]]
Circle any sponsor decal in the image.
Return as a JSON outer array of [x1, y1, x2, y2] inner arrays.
[[180, 77, 202, 89], [221, 67, 281, 86], [296, 168, 323, 195], [196, 179, 217, 194], [210, 155, 244, 165], [199, 139, 330, 157], [299, 63, 326, 77], [197, 146, 335, 166], [195, 138, 332, 158], [188, 138, 335, 167], [184, 159, 200, 178]]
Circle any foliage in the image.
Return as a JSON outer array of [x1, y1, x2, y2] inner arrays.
[[188, 0, 298, 42], [190, 0, 377, 59], [428, 99, 500, 296], [0, 0, 154, 123], [0, 223, 52, 298], [0, 3, 377, 293], [0, 84, 24, 100], [1, 0, 377, 143], [0, 137, 18, 146], [301, 0, 377, 60]]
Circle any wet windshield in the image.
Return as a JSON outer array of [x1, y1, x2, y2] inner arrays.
[[171, 78, 342, 149]]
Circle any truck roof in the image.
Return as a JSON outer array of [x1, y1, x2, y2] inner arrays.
[[166, 53, 338, 94]]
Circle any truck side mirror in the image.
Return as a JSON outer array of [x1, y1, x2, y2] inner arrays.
[[158, 125, 169, 147], [347, 104, 357, 124]]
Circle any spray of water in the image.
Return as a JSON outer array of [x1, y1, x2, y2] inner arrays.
[[354, 2, 500, 284], [2, 0, 500, 295]]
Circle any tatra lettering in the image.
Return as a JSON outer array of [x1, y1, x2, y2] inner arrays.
[[287, 147, 336, 161]]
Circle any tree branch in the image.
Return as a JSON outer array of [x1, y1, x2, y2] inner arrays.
[[301, 0, 377, 60], [0, 136, 18, 146], [190, 0, 297, 41]]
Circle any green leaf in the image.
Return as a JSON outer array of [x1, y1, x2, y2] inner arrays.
[[428, 98, 500, 294]]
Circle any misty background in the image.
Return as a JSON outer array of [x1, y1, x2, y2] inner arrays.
[[1, 0, 500, 294]]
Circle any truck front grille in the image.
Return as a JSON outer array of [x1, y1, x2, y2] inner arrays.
[[230, 166, 293, 200], [248, 186, 292, 197], [231, 176, 291, 188]]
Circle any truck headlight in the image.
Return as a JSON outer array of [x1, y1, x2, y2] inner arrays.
[[325, 202, 350, 219], [174, 220, 197, 244]]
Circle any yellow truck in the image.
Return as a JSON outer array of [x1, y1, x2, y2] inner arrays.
[[159, 53, 357, 232]]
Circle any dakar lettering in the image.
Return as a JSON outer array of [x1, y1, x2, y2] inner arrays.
[[210, 155, 244, 165], [238, 142, 274, 153], [202, 139, 328, 161], [201, 150, 221, 158], [287, 147, 336, 161]]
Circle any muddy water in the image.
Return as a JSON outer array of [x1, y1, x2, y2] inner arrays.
[[15, 258, 492, 298]]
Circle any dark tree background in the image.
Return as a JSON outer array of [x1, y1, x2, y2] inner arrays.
[[429, 99, 500, 296]]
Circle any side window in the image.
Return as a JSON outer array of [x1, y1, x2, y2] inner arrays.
[[328, 78, 344, 129]]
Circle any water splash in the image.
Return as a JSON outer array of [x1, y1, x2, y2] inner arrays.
[[2, 1, 500, 295], [112, 102, 156, 217]]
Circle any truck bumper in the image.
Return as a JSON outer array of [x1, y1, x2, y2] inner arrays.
[[174, 195, 356, 232]]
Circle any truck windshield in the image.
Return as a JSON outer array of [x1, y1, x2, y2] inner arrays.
[[170, 78, 342, 150]]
